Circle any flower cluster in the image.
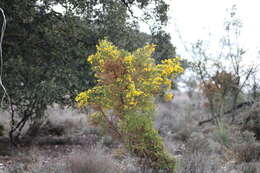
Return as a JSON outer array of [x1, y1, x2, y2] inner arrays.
[[76, 40, 183, 111]]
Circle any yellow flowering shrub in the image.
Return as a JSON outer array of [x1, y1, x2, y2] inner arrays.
[[76, 40, 183, 172]]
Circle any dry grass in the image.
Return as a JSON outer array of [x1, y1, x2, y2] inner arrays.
[[46, 105, 89, 135], [176, 152, 219, 173], [67, 146, 120, 173], [231, 142, 260, 163], [236, 162, 260, 173], [155, 93, 198, 142]]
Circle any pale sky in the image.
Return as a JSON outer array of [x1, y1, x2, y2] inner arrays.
[[52, 1, 259, 90], [53, 0, 260, 66], [164, 0, 260, 65]]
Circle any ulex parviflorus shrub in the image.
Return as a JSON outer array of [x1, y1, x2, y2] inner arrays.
[[76, 40, 183, 172]]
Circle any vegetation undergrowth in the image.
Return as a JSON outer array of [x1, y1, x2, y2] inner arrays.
[[76, 40, 183, 172]]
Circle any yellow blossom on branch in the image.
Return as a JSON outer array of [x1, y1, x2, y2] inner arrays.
[[77, 40, 184, 110], [164, 93, 174, 101]]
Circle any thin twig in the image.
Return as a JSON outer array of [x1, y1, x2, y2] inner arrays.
[[0, 8, 10, 107]]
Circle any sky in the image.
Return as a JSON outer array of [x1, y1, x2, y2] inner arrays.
[[53, 0, 260, 67], [164, 0, 260, 65]]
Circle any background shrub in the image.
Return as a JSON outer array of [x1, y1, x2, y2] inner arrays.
[[176, 152, 219, 173], [68, 147, 119, 173]]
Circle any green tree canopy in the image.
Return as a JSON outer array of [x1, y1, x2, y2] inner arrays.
[[0, 0, 176, 142]]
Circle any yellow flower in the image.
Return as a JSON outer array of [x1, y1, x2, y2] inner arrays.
[[75, 91, 89, 107], [87, 55, 94, 64], [99, 59, 104, 65], [143, 44, 156, 57], [164, 93, 173, 101], [144, 64, 153, 72], [152, 76, 163, 86], [133, 90, 143, 96], [126, 75, 132, 82], [129, 101, 137, 106], [125, 55, 134, 64]]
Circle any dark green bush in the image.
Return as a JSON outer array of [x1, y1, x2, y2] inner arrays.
[[0, 124, 4, 136]]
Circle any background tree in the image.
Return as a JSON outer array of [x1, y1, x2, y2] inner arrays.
[[0, 0, 176, 143], [191, 5, 256, 123]]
